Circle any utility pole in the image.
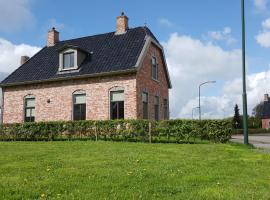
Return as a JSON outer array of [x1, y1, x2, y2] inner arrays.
[[241, 0, 249, 145]]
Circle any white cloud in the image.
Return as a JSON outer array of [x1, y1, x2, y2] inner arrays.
[[0, 0, 35, 32], [254, 0, 268, 10], [207, 27, 236, 45], [162, 33, 242, 118], [181, 71, 270, 119], [0, 38, 41, 74], [256, 18, 270, 47], [158, 18, 173, 27], [262, 18, 270, 29]]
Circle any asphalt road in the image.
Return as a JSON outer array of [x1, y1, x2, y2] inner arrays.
[[231, 134, 270, 149]]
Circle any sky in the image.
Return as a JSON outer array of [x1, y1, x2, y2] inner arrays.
[[0, 0, 270, 119]]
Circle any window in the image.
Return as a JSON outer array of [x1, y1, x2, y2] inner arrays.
[[164, 99, 169, 119], [73, 93, 86, 120], [63, 52, 75, 69], [110, 91, 124, 120], [142, 92, 148, 119], [24, 97, 35, 122], [151, 57, 158, 80], [154, 96, 160, 121]]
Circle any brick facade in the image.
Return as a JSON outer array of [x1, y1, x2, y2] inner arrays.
[[136, 43, 169, 120], [2, 42, 170, 123], [262, 119, 270, 129], [3, 74, 137, 123]]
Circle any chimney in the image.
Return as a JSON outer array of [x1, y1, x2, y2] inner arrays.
[[20, 56, 29, 65], [47, 27, 59, 47], [264, 94, 269, 101], [116, 12, 129, 35]]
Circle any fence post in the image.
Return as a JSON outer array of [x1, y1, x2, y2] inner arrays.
[[149, 122, 152, 143], [94, 122, 98, 141]]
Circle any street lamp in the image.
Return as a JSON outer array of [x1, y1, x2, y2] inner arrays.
[[241, 0, 249, 145], [192, 107, 199, 119], [199, 81, 216, 121]]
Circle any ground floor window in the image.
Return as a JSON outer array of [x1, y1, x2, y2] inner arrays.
[[164, 98, 169, 119], [73, 93, 86, 121], [110, 91, 124, 119], [154, 96, 160, 121], [142, 92, 148, 119], [24, 96, 35, 122]]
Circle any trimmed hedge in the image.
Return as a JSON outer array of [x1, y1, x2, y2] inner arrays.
[[0, 119, 232, 143], [233, 128, 270, 135]]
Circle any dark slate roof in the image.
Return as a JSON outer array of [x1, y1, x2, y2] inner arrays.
[[262, 100, 270, 119], [1, 27, 159, 86]]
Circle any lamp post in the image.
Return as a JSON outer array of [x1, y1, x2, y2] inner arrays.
[[241, 0, 249, 145], [199, 81, 216, 121], [192, 107, 199, 119]]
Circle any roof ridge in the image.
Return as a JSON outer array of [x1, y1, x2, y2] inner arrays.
[[54, 26, 145, 46]]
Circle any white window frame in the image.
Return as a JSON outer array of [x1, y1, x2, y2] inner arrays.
[[59, 49, 79, 71]]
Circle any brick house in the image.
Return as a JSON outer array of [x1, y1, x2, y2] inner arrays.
[[0, 13, 172, 123], [262, 94, 270, 129]]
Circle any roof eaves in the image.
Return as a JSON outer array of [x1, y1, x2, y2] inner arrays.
[[0, 68, 137, 88]]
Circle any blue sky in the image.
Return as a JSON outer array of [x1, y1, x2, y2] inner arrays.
[[1, 0, 270, 118]]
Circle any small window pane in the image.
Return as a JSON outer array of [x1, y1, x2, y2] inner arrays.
[[111, 91, 124, 102], [26, 99, 35, 107], [63, 52, 75, 69], [31, 109, 35, 117], [151, 57, 158, 80], [142, 92, 148, 102], [26, 109, 31, 117], [154, 96, 159, 105], [74, 94, 86, 104]]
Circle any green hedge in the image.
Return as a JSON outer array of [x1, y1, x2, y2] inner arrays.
[[0, 119, 232, 143], [233, 128, 270, 135]]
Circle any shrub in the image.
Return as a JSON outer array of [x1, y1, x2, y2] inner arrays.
[[0, 119, 232, 143]]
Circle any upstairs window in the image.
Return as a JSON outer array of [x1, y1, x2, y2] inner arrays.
[[24, 97, 35, 122], [110, 91, 124, 120], [63, 52, 75, 69], [73, 93, 86, 121], [142, 92, 148, 119], [151, 57, 158, 80]]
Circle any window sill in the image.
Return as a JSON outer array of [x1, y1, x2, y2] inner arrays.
[[151, 77, 160, 83], [58, 67, 80, 74]]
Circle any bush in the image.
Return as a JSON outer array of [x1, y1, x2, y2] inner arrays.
[[0, 119, 232, 143]]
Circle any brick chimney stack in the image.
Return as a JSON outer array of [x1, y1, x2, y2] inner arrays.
[[116, 12, 129, 35], [47, 27, 59, 47], [20, 56, 29, 65], [264, 94, 269, 101]]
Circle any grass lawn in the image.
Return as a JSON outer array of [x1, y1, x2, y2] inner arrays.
[[0, 142, 269, 200]]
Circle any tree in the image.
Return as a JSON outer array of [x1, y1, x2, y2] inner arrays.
[[252, 102, 264, 119], [232, 104, 242, 129]]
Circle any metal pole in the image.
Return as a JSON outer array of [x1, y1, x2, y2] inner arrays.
[[241, 0, 249, 145], [198, 81, 216, 121], [199, 87, 201, 120]]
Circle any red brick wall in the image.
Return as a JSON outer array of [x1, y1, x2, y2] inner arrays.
[[136, 42, 170, 120], [3, 74, 137, 123], [262, 119, 270, 129]]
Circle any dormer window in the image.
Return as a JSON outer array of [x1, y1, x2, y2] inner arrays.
[[63, 52, 75, 69], [58, 45, 89, 72]]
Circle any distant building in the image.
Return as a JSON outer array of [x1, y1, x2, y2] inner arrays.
[[262, 94, 270, 129]]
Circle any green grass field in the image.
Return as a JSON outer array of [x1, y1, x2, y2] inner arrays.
[[0, 142, 269, 200]]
